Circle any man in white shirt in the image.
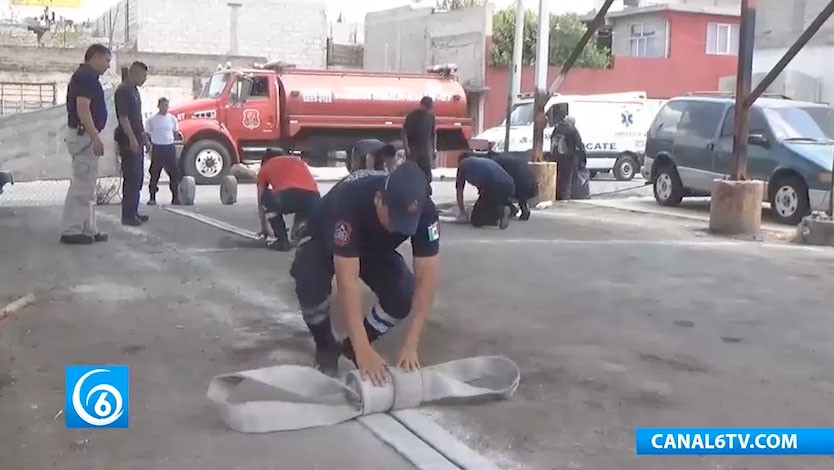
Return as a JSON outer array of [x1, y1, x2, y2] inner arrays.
[[145, 97, 180, 205]]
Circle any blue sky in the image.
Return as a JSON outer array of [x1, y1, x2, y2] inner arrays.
[[2, 0, 599, 23]]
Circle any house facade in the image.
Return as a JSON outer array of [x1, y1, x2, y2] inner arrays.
[[750, 0, 833, 104], [484, 2, 741, 127]]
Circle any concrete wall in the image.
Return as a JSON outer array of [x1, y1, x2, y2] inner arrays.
[[0, 46, 266, 181], [611, 12, 669, 57], [756, 0, 834, 49], [363, 4, 493, 92], [92, 0, 327, 69]]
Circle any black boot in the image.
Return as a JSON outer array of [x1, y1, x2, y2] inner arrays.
[[308, 319, 342, 376]]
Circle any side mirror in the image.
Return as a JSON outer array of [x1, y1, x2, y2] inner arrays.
[[748, 133, 768, 147]]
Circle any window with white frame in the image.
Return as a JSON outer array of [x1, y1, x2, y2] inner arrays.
[[706, 22, 739, 55], [627, 22, 665, 58]]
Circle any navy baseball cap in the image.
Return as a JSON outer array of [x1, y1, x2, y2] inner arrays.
[[383, 161, 429, 235]]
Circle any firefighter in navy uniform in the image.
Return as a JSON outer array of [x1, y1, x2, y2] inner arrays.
[[290, 162, 440, 385]]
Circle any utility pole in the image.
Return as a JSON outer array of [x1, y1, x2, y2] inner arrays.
[[729, 0, 757, 180], [503, 0, 525, 152], [530, 0, 550, 162]]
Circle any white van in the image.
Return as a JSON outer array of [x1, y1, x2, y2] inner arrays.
[[475, 91, 666, 180]]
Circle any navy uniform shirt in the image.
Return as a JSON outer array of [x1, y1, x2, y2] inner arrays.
[[308, 174, 440, 258], [456, 156, 515, 194], [114, 82, 144, 143], [403, 108, 435, 151], [66, 64, 107, 131]]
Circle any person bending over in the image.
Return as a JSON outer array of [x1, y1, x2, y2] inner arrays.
[[488, 152, 538, 221], [455, 154, 515, 229], [256, 150, 320, 251], [290, 162, 440, 385]]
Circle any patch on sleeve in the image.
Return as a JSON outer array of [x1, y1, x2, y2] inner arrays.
[[333, 220, 352, 247], [427, 222, 440, 242]]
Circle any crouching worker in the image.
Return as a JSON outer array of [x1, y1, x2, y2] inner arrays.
[[349, 139, 401, 173], [290, 162, 440, 385], [256, 151, 320, 251], [455, 154, 515, 229], [490, 153, 538, 221]]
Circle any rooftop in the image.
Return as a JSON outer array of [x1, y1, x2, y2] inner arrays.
[[581, 2, 740, 21]]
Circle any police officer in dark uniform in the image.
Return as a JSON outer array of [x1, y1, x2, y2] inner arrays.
[[60, 43, 111, 245], [114, 61, 150, 226], [290, 161, 440, 385]]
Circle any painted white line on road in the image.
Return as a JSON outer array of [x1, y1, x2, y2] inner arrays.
[[441, 237, 834, 254]]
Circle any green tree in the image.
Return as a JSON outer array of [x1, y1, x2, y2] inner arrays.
[[436, 0, 485, 10], [490, 7, 610, 69]]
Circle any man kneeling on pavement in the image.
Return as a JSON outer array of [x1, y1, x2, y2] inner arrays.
[[256, 149, 320, 251], [290, 162, 439, 384], [455, 153, 517, 229]]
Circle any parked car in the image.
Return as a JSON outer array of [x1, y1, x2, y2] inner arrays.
[[641, 95, 834, 225]]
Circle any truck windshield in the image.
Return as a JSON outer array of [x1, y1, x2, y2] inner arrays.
[[763, 106, 834, 142], [501, 102, 535, 127], [200, 72, 230, 99]]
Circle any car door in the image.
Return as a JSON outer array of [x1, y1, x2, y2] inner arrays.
[[225, 74, 277, 142], [714, 106, 774, 180], [672, 101, 726, 192]]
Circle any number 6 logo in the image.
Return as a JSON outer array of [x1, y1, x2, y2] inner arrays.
[[72, 369, 124, 427]]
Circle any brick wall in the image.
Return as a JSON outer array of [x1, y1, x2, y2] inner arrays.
[[94, 0, 327, 69]]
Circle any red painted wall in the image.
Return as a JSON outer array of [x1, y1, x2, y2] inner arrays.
[[482, 11, 739, 128]]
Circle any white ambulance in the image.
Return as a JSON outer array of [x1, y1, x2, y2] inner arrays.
[[474, 91, 666, 181]]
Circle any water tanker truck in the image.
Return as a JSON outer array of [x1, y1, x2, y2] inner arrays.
[[169, 61, 473, 184]]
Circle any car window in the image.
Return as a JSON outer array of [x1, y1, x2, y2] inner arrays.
[[720, 107, 769, 137], [678, 101, 725, 139], [763, 106, 834, 141], [650, 101, 686, 136]]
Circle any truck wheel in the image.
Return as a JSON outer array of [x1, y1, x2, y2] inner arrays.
[[219, 175, 238, 205], [183, 140, 232, 185], [769, 175, 810, 225], [653, 165, 683, 207], [613, 153, 637, 181]]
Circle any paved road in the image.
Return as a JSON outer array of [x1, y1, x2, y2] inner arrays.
[[2, 187, 834, 469]]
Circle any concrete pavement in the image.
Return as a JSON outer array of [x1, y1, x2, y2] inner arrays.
[[3, 181, 834, 469]]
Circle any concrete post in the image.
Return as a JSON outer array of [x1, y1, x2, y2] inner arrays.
[[228, 2, 241, 56]]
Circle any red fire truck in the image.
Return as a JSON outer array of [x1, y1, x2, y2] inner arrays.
[[169, 62, 473, 184]]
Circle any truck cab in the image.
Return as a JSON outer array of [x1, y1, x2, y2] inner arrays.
[[170, 63, 472, 185]]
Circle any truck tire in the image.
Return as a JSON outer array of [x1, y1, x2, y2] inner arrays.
[[219, 175, 238, 205], [183, 139, 232, 185], [613, 153, 638, 181], [179, 176, 196, 206]]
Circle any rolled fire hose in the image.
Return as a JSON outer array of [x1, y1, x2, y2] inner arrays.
[[206, 356, 520, 434]]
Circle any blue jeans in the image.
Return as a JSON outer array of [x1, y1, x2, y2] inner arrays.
[[120, 150, 144, 221]]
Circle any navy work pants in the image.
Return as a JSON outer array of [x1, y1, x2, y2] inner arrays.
[[290, 239, 415, 349], [471, 183, 513, 227], [149, 144, 180, 201], [261, 187, 320, 241], [119, 148, 144, 222]]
